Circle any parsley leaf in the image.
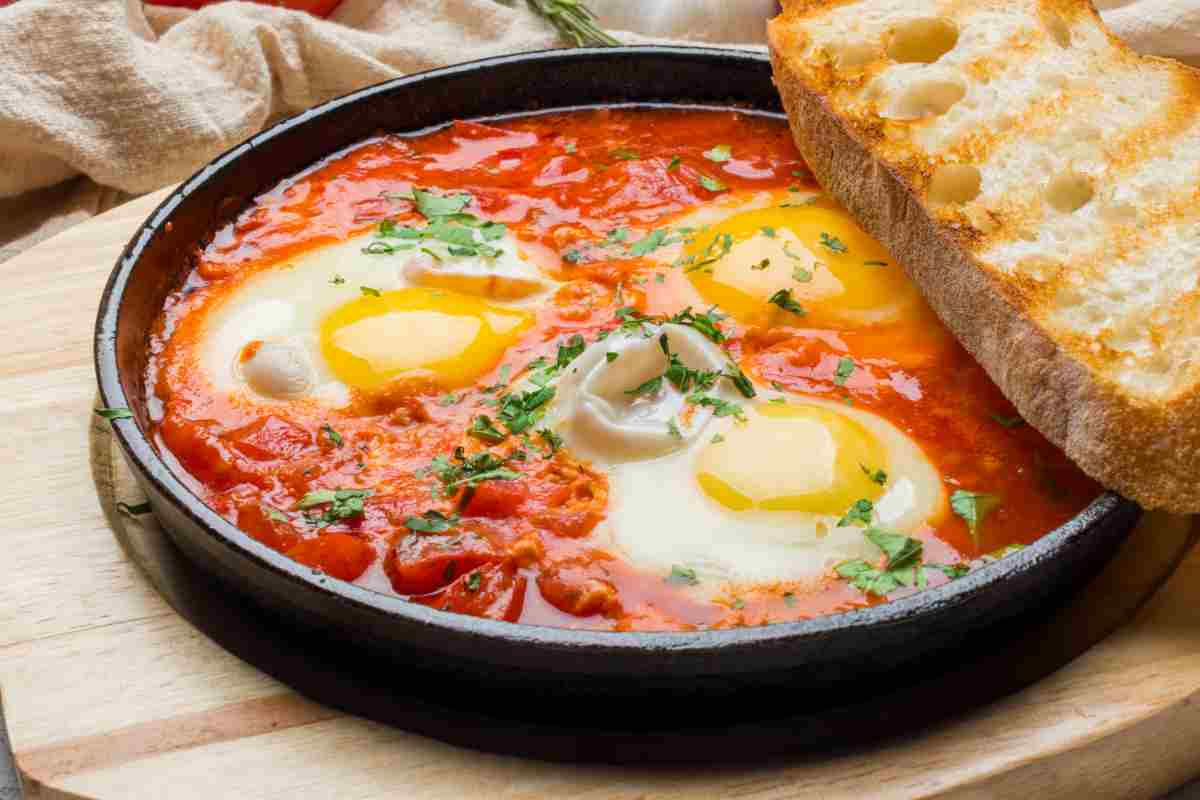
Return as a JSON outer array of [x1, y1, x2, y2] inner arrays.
[[297, 488, 372, 524], [819, 231, 848, 254], [360, 286, 382, 297], [95, 407, 133, 421], [536, 428, 563, 458], [625, 374, 664, 398], [412, 188, 470, 219], [666, 156, 682, 172], [426, 448, 522, 501], [465, 570, 483, 592], [404, 510, 459, 533], [838, 498, 874, 527], [751, 258, 771, 271], [629, 228, 669, 257], [468, 415, 507, 444], [611, 147, 640, 161], [667, 306, 726, 344], [687, 393, 745, 421], [951, 490, 1001, 543], [703, 144, 732, 162], [835, 527, 926, 596], [321, 424, 344, 448], [699, 175, 728, 193], [768, 288, 806, 315], [497, 386, 556, 434], [555, 334, 586, 370], [330, 274, 346, 286], [605, 352, 619, 363], [834, 357, 855, 386], [667, 565, 699, 586], [860, 464, 887, 485]]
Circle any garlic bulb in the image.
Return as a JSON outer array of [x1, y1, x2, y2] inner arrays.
[[591, 0, 778, 44]]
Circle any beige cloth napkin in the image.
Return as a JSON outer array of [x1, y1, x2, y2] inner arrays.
[[0, 0, 1194, 260]]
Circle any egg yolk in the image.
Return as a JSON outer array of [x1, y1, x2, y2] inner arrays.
[[683, 196, 932, 326], [319, 287, 533, 391], [695, 403, 886, 515]]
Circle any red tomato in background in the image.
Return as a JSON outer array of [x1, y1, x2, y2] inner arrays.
[[146, 0, 342, 16]]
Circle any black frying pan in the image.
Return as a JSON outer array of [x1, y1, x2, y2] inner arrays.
[[94, 47, 1140, 715]]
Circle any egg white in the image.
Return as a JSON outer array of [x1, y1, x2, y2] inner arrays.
[[199, 229, 554, 407], [542, 327, 946, 595]]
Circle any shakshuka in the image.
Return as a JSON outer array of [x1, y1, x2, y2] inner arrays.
[[146, 109, 1098, 631]]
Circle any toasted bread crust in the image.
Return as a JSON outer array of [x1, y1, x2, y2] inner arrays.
[[769, 0, 1200, 512]]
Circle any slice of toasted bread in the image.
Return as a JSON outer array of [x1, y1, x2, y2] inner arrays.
[[768, 0, 1200, 512]]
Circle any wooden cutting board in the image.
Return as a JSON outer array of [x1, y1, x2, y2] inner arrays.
[[4, 189, 1200, 799]]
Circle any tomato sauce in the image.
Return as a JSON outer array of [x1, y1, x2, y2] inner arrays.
[[147, 109, 1099, 631]]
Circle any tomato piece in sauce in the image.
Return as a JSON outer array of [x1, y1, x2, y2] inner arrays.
[[384, 529, 500, 595], [285, 533, 375, 582], [420, 564, 528, 623]]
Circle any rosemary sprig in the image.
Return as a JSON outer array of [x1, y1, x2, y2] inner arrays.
[[501, 0, 619, 47]]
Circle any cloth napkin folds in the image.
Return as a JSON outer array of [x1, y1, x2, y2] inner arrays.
[[0, 0, 1193, 259]]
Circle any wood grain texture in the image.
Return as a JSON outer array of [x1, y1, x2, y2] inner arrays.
[[2, 191, 1200, 799]]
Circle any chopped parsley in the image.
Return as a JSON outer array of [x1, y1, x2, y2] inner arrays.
[[412, 187, 470, 218], [761, 226, 776, 237], [833, 357, 855, 386], [605, 352, 619, 363], [465, 570, 483, 592], [536, 428, 563, 458], [320, 424, 344, 448], [951, 490, 1001, 543], [792, 266, 813, 283], [297, 488, 372, 524], [666, 156, 682, 172], [94, 407, 133, 421], [426, 448, 522, 502], [686, 393, 746, 421], [116, 501, 152, 516], [838, 498, 874, 527], [667, 418, 683, 438], [438, 393, 462, 407], [360, 286, 382, 297], [667, 306, 727, 344], [990, 413, 1026, 428], [711, 433, 726, 444], [860, 464, 887, 485], [927, 562, 971, 579], [703, 144, 732, 162], [329, 274, 346, 286], [835, 527, 924, 596], [863, 260, 888, 267], [611, 147, 640, 161], [404, 510, 459, 533], [699, 174, 728, 193], [629, 228, 670, 257], [667, 565, 700, 586], [555, 334, 587, 369], [497, 385, 556, 434], [819, 231, 848, 254], [468, 415, 507, 444], [768, 288, 806, 315], [263, 505, 289, 523], [625, 374, 664, 398], [751, 258, 771, 271]]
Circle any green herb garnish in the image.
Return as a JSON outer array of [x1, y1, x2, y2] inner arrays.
[[768, 288, 806, 315], [950, 490, 1001, 543]]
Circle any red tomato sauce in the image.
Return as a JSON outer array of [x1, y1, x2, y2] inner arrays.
[[147, 109, 1099, 632]]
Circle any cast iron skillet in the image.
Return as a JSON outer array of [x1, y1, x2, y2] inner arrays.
[[94, 47, 1140, 709]]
